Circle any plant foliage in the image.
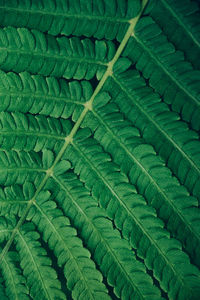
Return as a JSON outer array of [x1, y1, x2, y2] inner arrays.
[[0, 0, 200, 299]]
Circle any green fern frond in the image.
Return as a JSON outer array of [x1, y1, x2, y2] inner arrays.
[[15, 222, 67, 300], [148, 0, 200, 68], [0, 0, 141, 40], [0, 71, 92, 118], [0, 0, 200, 299], [0, 27, 115, 79], [81, 96, 200, 265], [0, 150, 45, 187], [107, 63, 200, 200], [27, 190, 111, 299], [51, 170, 162, 299], [122, 16, 200, 131], [0, 111, 71, 151], [0, 250, 29, 300]]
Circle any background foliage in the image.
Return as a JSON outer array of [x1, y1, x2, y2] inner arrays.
[[0, 0, 200, 299]]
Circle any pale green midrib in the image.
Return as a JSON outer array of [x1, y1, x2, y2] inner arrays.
[[161, 0, 200, 49], [0, 200, 27, 204], [34, 201, 96, 300], [0, 201, 34, 266], [0, 0, 147, 269], [1, 130, 65, 141], [0, 6, 129, 23], [17, 230, 53, 300], [0, 47, 107, 67], [91, 108, 200, 243], [1, 256, 19, 300], [53, 175, 146, 300], [133, 34, 200, 107], [0, 167, 45, 173], [72, 141, 187, 291], [0, 91, 85, 107], [112, 75, 200, 178]]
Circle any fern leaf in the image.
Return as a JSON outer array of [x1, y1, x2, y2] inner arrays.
[[0, 150, 45, 187], [72, 124, 200, 267], [0, 111, 72, 152], [15, 223, 66, 300], [0, 1, 200, 299], [0, 71, 92, 119], [26, 190, 111, 299], [0, 250, 29, 300], [109, 64, 200, 200], [50, 171, 162, 299], [63, 132, 200, 298], [0, 27, 114, 79], [148, 0, 200, 68], [0, 0, 141, 40], [0, 217, 14, 243], [122, 16, 200, 131], [0, 187, 28, 218]]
